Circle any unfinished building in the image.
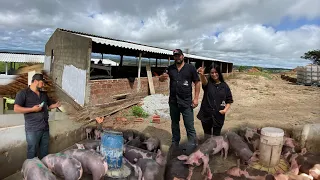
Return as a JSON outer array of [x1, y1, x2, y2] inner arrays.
[[44, 28, 233, 107]]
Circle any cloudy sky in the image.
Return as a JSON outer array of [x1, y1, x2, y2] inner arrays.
[[0, 0, 319, 69]]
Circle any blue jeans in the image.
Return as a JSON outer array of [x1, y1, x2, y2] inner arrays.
[[169, 103, 197, 145], [26, 130, 49, 159]]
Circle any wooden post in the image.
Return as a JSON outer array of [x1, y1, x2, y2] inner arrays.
[[5, 62, 8, 75], [146, 64, 155, 95], [168, 57, 170, 87], [202, 61, 204, 68], [220, 63, 223, 73], [156, 58, 158, 67], [0, 97, 4, 114], [137, 53, 142, 92], [101, 53, 103, 60], [227, 63, 229, 76]]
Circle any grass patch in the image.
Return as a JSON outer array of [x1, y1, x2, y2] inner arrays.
[[131, 105, 149, 118], [247, 71, 273, 80]]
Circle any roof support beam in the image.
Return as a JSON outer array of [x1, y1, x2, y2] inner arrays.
[[137, 52, 142, 92], [5, 62, 8, 75]]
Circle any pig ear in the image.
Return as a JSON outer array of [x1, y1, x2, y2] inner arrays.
[[177, 155, 188, 161]]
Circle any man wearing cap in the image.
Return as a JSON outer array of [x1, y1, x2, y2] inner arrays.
[[14, 73, 61, 159], [159, 49, 201, 146]]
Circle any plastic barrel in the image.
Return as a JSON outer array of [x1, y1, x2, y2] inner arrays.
[[259, 127, 284, 167], [100, 130, 124, 169]]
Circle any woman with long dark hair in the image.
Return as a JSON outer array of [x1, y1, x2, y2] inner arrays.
[[197, 64, 233, 139]]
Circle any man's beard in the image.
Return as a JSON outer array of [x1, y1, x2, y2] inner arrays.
[[36, 86, 42, 91], [176, 59, 183, 64]]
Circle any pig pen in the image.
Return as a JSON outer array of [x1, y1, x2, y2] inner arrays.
[[0, 112, 88, 180], [3, 123, 320, 180]]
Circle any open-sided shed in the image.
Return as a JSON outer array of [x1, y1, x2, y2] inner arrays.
[[45, 28, 233, 107]]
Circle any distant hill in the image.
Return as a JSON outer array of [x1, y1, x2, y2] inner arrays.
[[0, 49, 45, 55], [233, 65, 292, 72]]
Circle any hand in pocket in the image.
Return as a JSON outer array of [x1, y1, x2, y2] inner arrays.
[[219, 110, 226, 115]]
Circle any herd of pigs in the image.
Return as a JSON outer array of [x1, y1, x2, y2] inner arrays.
[[21, 126, 319, 180]]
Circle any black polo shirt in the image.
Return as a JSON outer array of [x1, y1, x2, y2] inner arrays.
[[14, 87, 53, 132], [165, 63, 200, 108], [197, 80, 233, 125]]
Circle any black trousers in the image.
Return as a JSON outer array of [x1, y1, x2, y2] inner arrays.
[[201, 120, 222, 137], [169, 102, 197, 145]]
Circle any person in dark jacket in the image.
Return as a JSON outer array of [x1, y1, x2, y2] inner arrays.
[[196, 65, 233, 139]]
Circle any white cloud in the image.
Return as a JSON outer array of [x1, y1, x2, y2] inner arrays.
[[200, 24, 320, 68], [0, 0, 319, 68]]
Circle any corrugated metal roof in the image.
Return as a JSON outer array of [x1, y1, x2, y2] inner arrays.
[[91, 58, 119, 66], [71, 32, 172, 55], [59, 28, 231, 63], [0, 53, 44, 63], [186, 54, 229, 63]]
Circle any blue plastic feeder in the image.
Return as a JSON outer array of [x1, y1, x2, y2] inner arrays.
[[100, 130, 124, 169]]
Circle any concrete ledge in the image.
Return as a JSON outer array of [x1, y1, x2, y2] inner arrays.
[[0, 118, 87, 179], [0, 112, 67, 128], [292, 123, 320, 154]]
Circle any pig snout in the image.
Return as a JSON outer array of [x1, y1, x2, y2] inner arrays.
[[143, 137, 160, 152], [309, 164, 320, 180], [289, 158, 300, 175], [226, 166, 242, 177], [103, 161, 109, 175], [156, 150, 167, 166], [94, 129, 102, 140]]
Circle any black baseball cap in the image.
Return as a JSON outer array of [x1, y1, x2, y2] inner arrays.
[[32, 73, 47, 83], [173, 49, 183, 55]]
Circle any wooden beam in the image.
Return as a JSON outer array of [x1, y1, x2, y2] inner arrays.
[[5, 62, 8, 75], [146, 64, 155, 95], [137, 52, 142, 92], [227, 64, 229, 76], [0, 97, 4, 114]]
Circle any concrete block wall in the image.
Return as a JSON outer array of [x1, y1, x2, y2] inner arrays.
[[89, 77, 168, 106], [45, 30, 92, 105]]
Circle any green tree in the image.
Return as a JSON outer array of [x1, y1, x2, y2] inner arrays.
[[301, 49, 320, 65]]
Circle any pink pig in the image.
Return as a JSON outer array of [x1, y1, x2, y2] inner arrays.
[[177, 136, 229, 180]]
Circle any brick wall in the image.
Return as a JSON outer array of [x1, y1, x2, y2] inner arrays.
[[89, 77, 168, 106]]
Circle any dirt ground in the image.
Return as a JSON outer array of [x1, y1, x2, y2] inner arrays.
[[100, 72, 320, 175]]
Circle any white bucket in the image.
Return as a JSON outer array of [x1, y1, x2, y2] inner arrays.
[[259, 127, 284, 167]]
